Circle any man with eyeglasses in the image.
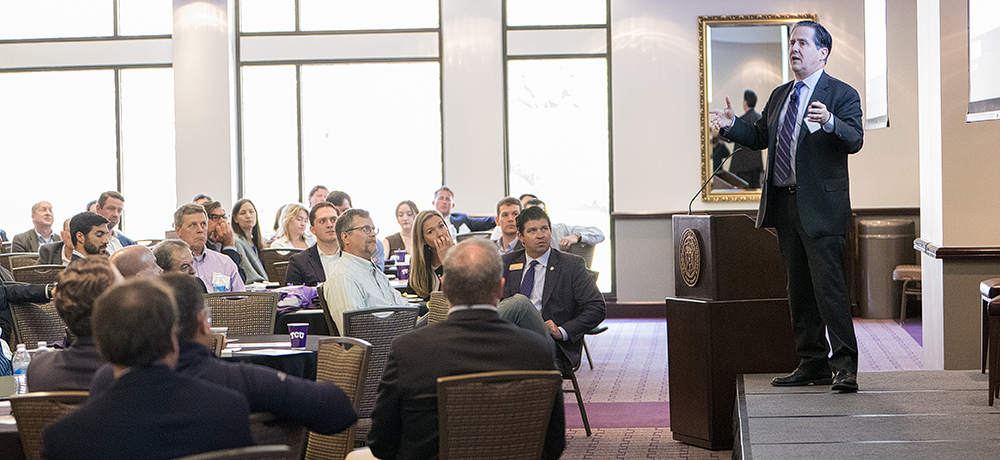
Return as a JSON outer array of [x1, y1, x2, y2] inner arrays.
[[203, 201, 252, 283], [173, 204, 245, 293], [324, 208, 407, 334]]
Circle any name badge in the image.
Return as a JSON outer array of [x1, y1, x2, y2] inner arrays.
[[509, 263, 524, 271]]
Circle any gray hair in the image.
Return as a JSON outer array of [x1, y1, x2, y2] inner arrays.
[[153, 239, 190, 272]]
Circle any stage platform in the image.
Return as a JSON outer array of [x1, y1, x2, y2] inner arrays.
[[734, 371, 1000, 459]]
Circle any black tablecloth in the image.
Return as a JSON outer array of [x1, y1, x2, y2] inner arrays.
[[222, 334, 331, 380]]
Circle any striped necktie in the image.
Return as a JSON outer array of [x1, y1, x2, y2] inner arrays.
[[519, 260, 539, 298], [773, 81, 805, 185]]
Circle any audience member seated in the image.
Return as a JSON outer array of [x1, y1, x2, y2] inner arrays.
[[408, 210, 453, 300], [519, 193, 538, 208], [501, 206, 606, 372], [37, 218, 72, 266], [231, 198, 269, 283], [324, 209, 407, 333], [95, 191, 136, 254], [0, 267, 52, 344], [69, 212, 110, 260], [12, 201, 60, 253], [524, 198, 605, 251], [270, 203, 315, 249], [325, 191, 386, 271], [383, 200, 417, 259], [90, 273, 357, 434], [193, 193, 213, 206], [43, 278, 254, 460], [492, 196, 524, 255], [152, 239, 205, 292], [109, 245, 163, 279], [353, 239, 565, 460], [286, 201, 339, 287], [174, 204, 245, 293], [203, 201, 249, 282], [432, 186, 496, 235], [26, 257, 121, 391], [308, 185, 329, 208]]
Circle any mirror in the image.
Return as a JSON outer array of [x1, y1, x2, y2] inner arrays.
[[698, 14, 816, 202]]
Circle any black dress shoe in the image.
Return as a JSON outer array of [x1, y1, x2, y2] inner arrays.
[[770, 369, 833, 386], [831, 370, 858, 393]]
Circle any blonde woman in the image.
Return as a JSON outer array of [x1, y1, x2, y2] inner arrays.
[[270, 203, 315, 249], [407, 210, 454, 300]]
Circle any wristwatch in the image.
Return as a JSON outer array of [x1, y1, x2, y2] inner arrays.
[[45, 282, 57, 299]]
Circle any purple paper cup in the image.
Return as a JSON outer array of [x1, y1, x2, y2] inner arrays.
[[395, 250, 407, 262], [397, 263, 410, 281], [288, 323, 309, 349]]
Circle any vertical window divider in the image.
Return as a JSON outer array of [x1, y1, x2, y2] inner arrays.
[[234, 0, 245, 198], [501, 0, 511, 197], [114, 67, 124, 229], [295, 64, 304, 203]]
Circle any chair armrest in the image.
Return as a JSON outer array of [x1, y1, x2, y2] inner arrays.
[[981, 278, 1000, 299]]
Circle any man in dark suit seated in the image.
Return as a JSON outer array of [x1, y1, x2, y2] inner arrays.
[[27, 256, 121, 391], [357, 239, 565, 460], [11, 201, 60, 253], [432, 186, 496, 236], [90, 273, 357, 435], [43, 278, 254, 460], [286, 201, 340, 287], [37, 218, 73, 266], [500, 206, 606, 372]]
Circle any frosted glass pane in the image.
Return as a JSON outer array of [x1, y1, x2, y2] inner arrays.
[[0, 70, 117, 234], [300, 0, 438, 31], [864, 0, 888, 128], [506, 0, 606, 27], [241, 65, 300, 229], [300, 62, 441, 235], [120, 68, 175, 239], [240, 0, 295, 33], [507, 59, 610, 290], [118, 0, 173, 36], [0, 0, 113, 39]]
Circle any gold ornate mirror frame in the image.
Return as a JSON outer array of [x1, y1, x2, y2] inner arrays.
[[698, 13, 817, 202]]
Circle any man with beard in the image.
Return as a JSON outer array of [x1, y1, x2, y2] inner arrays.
[[69, 212, 111, 260]]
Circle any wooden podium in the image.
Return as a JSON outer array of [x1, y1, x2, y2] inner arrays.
[[666, 214, 798, 450]]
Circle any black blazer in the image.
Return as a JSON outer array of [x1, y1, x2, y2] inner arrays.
[[285, 244, 325, 287], [726, 71, 863, 237], [37, 241, 65, 265], [368, 308, 565, 460], [500, 249, 606, 368]]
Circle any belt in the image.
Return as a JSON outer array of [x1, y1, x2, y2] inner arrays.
[[774, 184, 796, 194]]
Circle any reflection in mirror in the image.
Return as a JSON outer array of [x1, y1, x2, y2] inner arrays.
[[699, 14, 816, 202]]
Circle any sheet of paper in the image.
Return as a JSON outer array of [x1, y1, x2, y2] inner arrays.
[[234, 342, 292, 348], [806, 120, 820, 133], [234, 348, 312, 356]]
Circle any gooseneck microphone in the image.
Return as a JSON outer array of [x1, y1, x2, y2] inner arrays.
[[688, 149, 736, 215]]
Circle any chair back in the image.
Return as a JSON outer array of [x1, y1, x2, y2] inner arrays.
[[455, 231, 492, 242], [11, 301, 67, 347], [305, 337, 371, 460], [437, 371, 562, 460], [426, 291, 450, 324], [12, 265, 65, 284], [315, 283, 340, 337], [261, 248, 303, 285], [342, 306, 419, 445], [210, 333, 226, 357], [203, 292, 279, 336], [170, 445, 292, 460], [271, 261, 290, 286], [249, 413, 306, 460], [0, 252, 39, 272], [1, 241, 11, 254], [9, 391, 89, 460], [567, 243, 596, 269]]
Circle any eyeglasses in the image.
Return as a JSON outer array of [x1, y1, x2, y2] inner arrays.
[[345, 225, 379, 236], [208, 213, 229, 221]]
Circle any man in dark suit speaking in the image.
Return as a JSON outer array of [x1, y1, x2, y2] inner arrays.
[[711, 20, 863, 392]]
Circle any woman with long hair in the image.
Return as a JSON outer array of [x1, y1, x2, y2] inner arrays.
[[231, 198, 268, 282], [407, 210, 454, 300], [270, 203, 315, 249], [383, 200, 417, 259]]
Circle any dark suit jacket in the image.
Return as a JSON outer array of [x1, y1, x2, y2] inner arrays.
[[725, 71, 863, 237], [12, 229, 60, 253], [447, 212, 496, 232], [368, 308, 565, 460], [501, 249, 606, 368], [285, 244, 325, 287], [0, 278, 48, 343], [90, 341, 356, 435], [43, 364, 253, 460], [728, 108, 763, 185], [37, 242, 65, 265], [26, 336, 103, 391]]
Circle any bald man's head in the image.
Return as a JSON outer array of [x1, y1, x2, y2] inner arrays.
[[109, 245, 163, 279]]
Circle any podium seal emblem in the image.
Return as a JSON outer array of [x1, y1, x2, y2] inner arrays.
[[679, 228, 701, 287]]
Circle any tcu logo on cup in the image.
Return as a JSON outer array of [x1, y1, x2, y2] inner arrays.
[[290, 331, 306, 340]]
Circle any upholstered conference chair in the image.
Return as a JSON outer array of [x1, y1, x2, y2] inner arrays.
[[9, 392, 89, 460], [203, 292, 279, 336], [305, 337, 371, 460]]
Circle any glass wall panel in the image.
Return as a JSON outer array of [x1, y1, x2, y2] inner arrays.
[[864, 0, 888, 129], [506, 0, 605, 27], [299, 0, 439, 31], [299, 62, 441, 235], [507, 58, 610, 290], [240, 0, 295, 33], [0, 0, 113, 40], [120, 67, 175, 239], [118, 0, 173, 36], [0, 70, 117, 234], [241, 65, 300, 233]]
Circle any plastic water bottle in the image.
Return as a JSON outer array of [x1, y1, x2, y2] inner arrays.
[[12, 344, 31, 395], [36, 342, 53, 354]]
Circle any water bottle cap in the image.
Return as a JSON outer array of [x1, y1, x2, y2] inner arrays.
[[16, 343, 26, 351], [37, 341, 47, 348]]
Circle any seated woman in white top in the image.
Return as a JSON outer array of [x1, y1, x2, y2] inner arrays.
[[269, 203, 316, 249]]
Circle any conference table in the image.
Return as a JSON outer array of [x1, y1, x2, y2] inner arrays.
[[222, 334, 331, 380]]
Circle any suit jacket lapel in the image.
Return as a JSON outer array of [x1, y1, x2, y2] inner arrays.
[[798, 72, 830, 145], [505, 252, 527, 297], [541, 250, 560, 308]]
